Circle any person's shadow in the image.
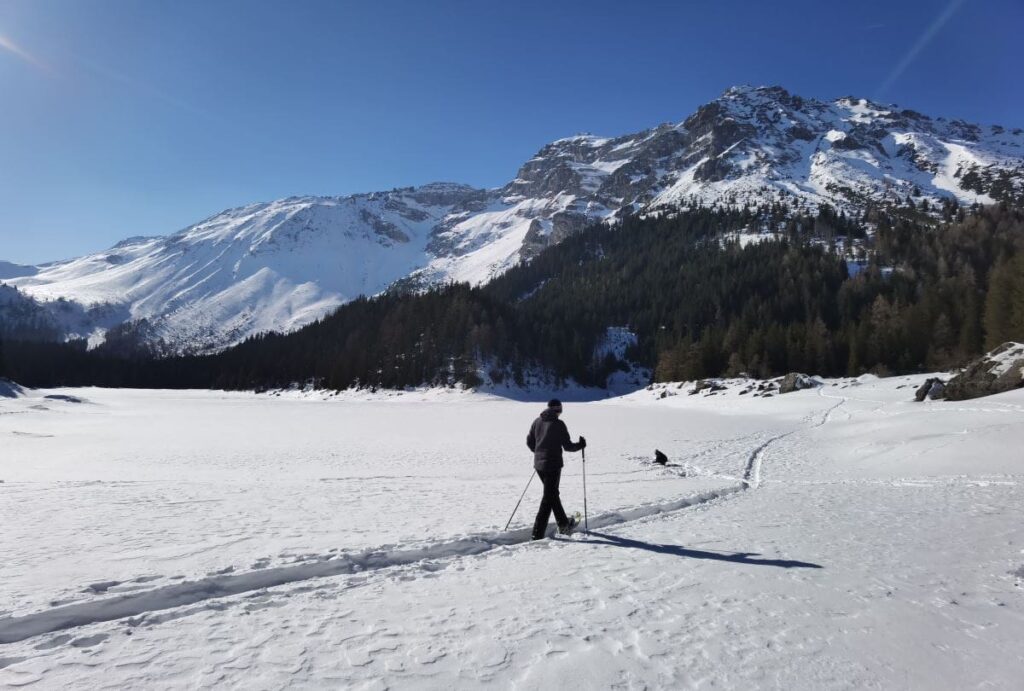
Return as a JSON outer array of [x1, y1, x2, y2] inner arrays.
[[574, 530, 823, 569]]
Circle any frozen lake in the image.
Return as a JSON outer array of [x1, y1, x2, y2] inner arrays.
[[1, 377, 1022, 688]]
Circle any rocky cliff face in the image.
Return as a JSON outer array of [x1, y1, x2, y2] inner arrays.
[[4, 86, 1023, 351], [495, 85, 1023, 235]]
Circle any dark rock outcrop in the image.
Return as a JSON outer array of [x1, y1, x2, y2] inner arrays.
[[690, 379, 727, 395], [779, 372, 819, 394], [549, 211, 590, 244], [517, 219, 548, 261], [944, 343, 1024, 401], [914, 377, 946, 401]]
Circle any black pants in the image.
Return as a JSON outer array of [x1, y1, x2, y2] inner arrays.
[[533, 467, 568, 539]]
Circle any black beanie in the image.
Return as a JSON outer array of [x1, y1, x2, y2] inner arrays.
[[547, 398, 563, 411]]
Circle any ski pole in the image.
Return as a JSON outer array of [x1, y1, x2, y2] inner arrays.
[[582, 446, 589, 533], [504, 471, 536, 531]]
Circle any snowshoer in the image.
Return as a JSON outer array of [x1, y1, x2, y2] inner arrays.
[[526, 398, 586, 540]]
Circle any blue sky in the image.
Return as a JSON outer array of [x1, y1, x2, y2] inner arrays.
[[0, 0, 1020, 264]]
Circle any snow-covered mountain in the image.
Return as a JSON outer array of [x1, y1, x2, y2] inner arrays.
[[529, 85, 1024, 217], [4, 85, 1023, 351], [6, 184, 490, 351]]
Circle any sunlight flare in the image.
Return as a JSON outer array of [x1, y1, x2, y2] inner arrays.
[[0, 32, 50, 72]]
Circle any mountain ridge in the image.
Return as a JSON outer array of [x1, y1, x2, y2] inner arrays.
[[3, 85, 1023, 351]]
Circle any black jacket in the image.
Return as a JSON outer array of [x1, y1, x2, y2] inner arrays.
[[527, 409, 583, 470]]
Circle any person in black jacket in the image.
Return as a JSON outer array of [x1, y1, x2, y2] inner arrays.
[[526, 398, 586, 540]]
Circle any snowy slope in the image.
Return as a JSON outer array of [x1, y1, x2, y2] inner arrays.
[[4, 86, 1023, 351], [1, 376, 1022, 687], [8, 184, 487, 351]]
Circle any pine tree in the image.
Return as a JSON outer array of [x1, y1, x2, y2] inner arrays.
[[1005, 255, 1024, 343], [984, 256, 1017, 348], [928, 313, 955, 369]]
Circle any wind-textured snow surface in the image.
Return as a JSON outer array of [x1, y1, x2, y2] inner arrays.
[[1, 376, 1022, 688], [6, 85, 1023, 352]]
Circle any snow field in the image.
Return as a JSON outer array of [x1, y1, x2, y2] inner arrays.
[[1, 376, 1023, 688], [1, 388, 771, 619]]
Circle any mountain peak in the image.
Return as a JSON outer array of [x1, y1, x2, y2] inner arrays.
[[721, 84, 794, 99], [716, 84, 810, 110]]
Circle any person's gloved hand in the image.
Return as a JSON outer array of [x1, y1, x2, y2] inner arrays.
[[579, 436, 587, 449]]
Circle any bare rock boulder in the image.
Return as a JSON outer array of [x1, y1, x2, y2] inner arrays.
[[914, 377, 946, 401], [779, 372, 820, 394], [944, 342, 1024, 401]]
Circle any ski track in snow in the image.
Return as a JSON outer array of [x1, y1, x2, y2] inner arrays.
[[0, 468, 739, 644], [743, 394, 845, 488], [0, 485, 748, 645], [0, 396, 842, 646]]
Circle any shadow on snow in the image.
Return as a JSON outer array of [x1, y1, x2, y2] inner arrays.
[[574, 530, 824, 569]]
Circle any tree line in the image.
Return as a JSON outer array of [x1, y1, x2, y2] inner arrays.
[[2, 202, 1022, 390]]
